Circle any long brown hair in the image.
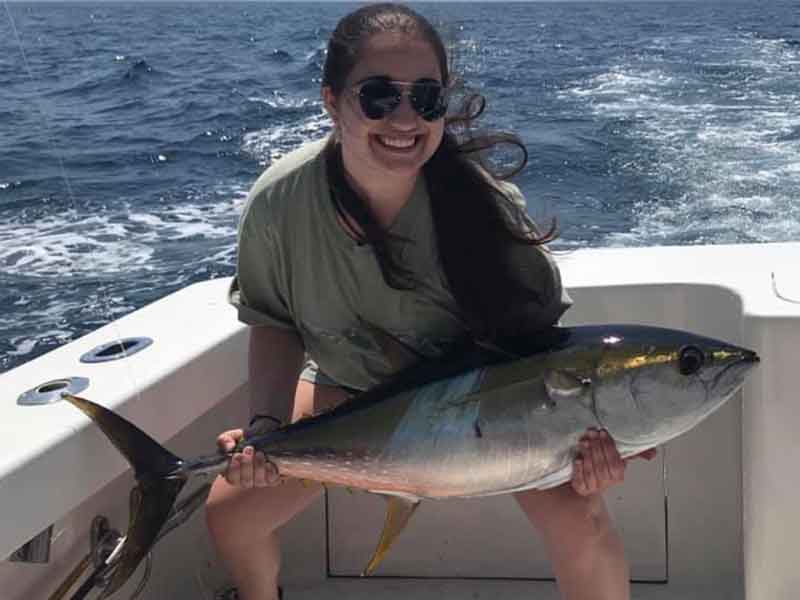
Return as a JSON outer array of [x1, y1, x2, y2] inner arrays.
[[322, 3, 556, 340]]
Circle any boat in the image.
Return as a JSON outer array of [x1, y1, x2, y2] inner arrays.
[[1, 241, 797, 599]]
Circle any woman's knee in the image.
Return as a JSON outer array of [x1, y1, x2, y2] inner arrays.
[[206, 481, 257, 543], [206, 480, 276, 543], [205, 476, 322, 544]]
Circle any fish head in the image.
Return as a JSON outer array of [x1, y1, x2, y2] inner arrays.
[[573, 326, 759, 447]]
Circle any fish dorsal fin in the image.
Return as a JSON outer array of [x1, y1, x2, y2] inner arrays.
[[544, 370, 591, 404], [362, 492, 421, 576]]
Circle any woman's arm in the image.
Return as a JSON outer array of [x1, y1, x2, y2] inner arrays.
[[247, 325, 305, 424]]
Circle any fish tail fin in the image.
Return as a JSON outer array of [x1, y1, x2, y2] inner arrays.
[[62, 394, 187, 598], [63, 394, 184, 478]]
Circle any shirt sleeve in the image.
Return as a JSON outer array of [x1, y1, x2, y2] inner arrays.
[[228, 197, 296, 330]]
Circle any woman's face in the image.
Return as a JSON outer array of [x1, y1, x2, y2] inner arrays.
[[324, 32, 446, 187]]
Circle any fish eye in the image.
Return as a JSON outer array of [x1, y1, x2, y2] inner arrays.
[[678, 346, 705, 376]]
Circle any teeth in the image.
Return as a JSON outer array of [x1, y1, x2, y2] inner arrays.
[[379, 136, 416, 149]]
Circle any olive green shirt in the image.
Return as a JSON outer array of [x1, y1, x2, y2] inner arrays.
[[229, 137, 571, 391]]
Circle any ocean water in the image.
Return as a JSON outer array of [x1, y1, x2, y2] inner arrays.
[[1, 1, 798, 373]]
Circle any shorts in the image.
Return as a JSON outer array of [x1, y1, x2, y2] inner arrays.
[[299, 358, 361, 396], [299, 357, 342, 388]]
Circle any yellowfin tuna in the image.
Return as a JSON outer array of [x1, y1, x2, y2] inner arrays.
[[61, 324, 759, 596]]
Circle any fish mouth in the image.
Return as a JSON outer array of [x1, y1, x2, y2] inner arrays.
[[740, 350, 760, 365], [713, 350, 759, 392]]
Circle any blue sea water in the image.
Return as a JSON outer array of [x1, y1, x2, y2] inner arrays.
[[1, 1, 798, 373]]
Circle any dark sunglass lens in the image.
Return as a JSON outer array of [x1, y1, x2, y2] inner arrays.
[[411, 83, 446, 121], [359, 79, 400, 120]]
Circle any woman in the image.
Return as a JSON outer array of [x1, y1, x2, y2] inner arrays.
[[207, 4, 654, 599]]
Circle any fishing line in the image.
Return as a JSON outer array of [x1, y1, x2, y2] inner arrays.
[[4, 3, 151, 599], [2, 2, 76, 204], [771, 271, 800, 304]]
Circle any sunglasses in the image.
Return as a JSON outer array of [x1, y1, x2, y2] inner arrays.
[[350, 77, 448, 122]]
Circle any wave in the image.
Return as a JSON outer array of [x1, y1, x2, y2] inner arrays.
[[241, 109, 331, 167], [0, 180, 22, 192], [269, 49, 293, 63], [0, 183, 247, 278], [50, 57, 160, 100], [774, 126, 800, 143], [123, 58, 154, 80]]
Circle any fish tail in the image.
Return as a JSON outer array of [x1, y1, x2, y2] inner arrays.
[[62, 394, 187, 598]]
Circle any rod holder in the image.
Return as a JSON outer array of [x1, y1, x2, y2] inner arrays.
[[80, 337, 152, 363], [17, 376, 90, 406]]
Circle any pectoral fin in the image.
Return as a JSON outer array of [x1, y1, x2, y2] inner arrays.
[[362, 493, 421, 576]]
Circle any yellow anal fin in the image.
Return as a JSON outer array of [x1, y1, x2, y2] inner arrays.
[[361, 494, 421, 577]]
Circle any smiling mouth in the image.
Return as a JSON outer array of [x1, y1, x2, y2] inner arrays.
[[375, 134, 420, 151]]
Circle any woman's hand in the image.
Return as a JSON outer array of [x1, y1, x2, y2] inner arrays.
[[571, 428, 658, 497], [216, 428, 281, 489]]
